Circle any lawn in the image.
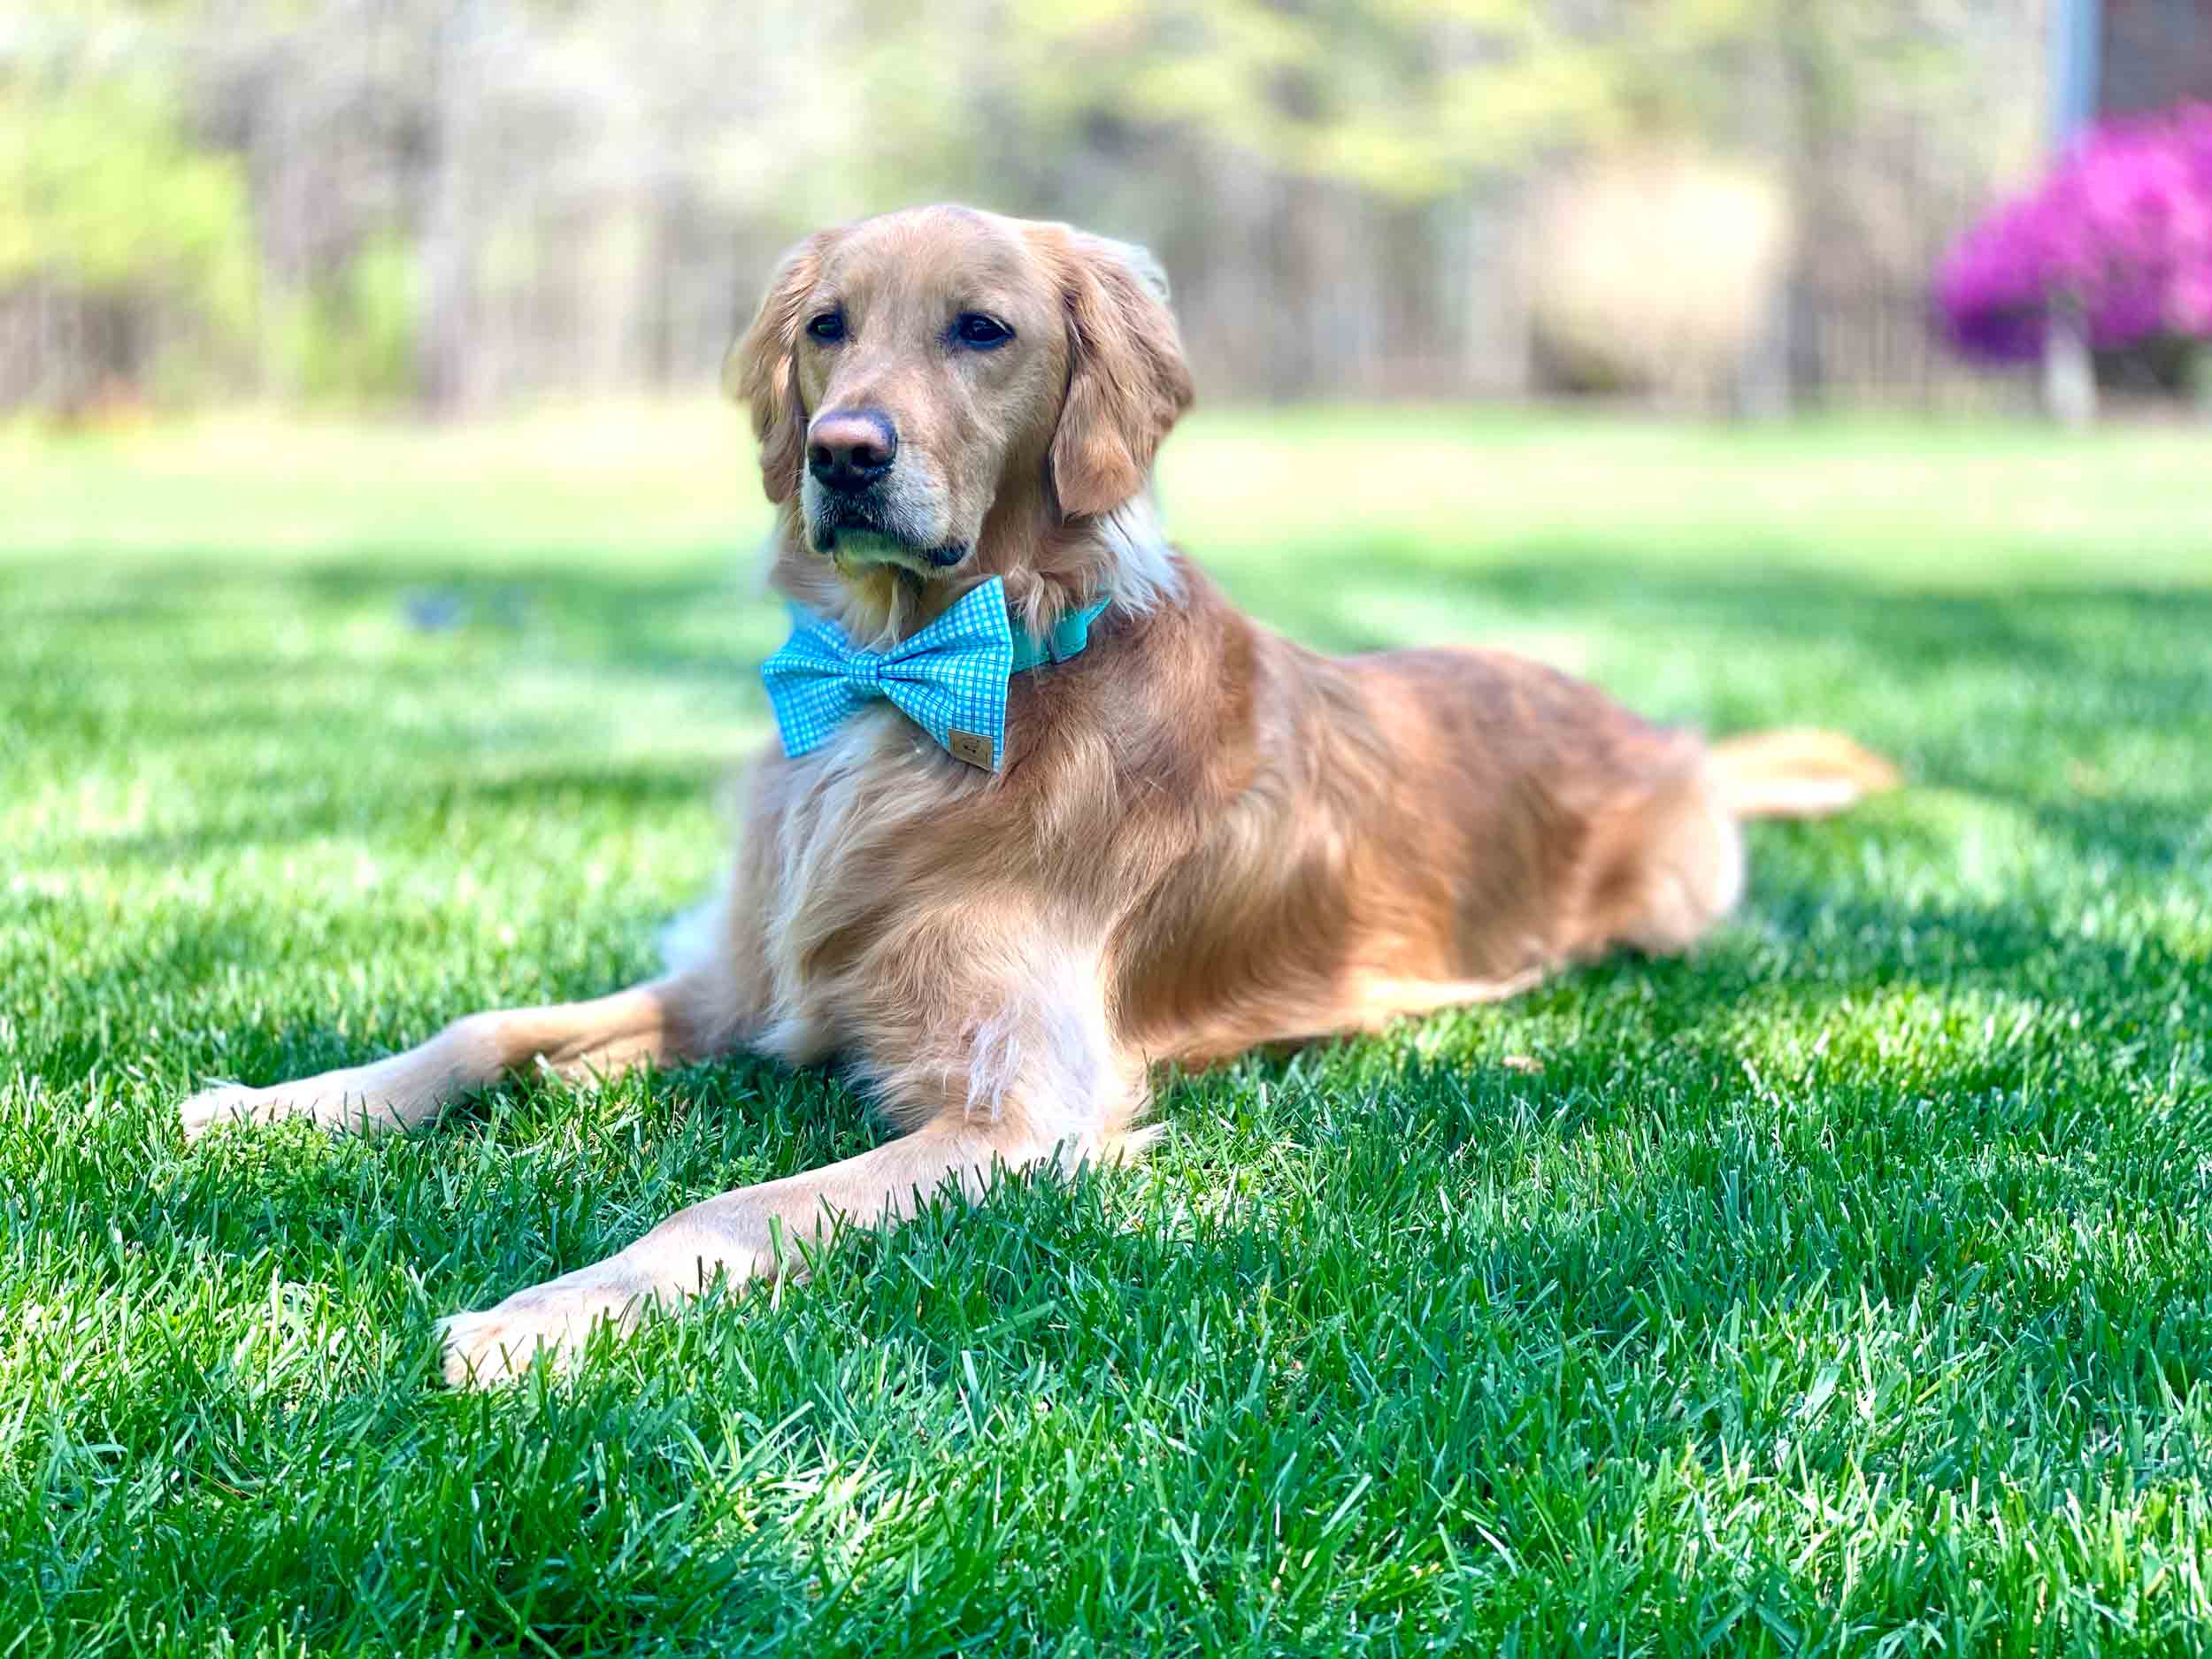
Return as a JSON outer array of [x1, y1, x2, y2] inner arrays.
[[4, 404, 2210, 1655]]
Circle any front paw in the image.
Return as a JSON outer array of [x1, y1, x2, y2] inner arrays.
[[177, 1070, 403, 1140], [178, 1081, 288, 1141], [437, 1276, 650, 1387]]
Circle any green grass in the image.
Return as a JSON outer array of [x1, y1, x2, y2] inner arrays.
[[4, 403, 2210, 1655]]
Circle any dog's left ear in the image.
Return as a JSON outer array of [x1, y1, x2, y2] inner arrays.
[[724, 231, 836, 505], [1042, 229, 1194, 518]]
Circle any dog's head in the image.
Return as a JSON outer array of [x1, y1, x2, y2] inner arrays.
[[728, 206, 1193, 625]]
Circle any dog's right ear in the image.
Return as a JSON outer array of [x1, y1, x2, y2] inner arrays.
[[724, 233, 833, 505]]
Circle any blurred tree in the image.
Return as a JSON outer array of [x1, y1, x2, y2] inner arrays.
[[0, 67, 257, 412], [0, 0, 2042, 416]]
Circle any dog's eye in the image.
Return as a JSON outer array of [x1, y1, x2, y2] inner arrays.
[[805, 311, 845, 343], [952, 312, 1011, 349]]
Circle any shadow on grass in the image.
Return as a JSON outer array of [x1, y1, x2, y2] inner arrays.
[[99, 866, 2208, 1263], [4, 546, 763, 681], [85, 760, 717, 868], [1240, 534, 2212, 673], [11, 543, 2206, 869], [15, 545, 2207, 1233], [7, 543, 2200, 1099]]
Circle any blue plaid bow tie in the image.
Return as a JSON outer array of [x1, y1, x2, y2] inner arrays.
[[760, 577, 1108, 772]]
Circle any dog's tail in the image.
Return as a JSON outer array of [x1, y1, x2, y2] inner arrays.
[[1708, 728, 1901, 821]]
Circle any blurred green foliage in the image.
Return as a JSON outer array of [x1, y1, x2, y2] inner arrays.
[[275, 234, 422, 406], [899, 0, 1952, 201], [0, 71, 257, 396], [0, 76, 251, 306], [841, 0, 1763, 204], [0, 0, 2015, 414]]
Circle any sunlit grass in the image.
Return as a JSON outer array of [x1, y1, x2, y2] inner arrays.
[[3, 406, 2208, 1654]]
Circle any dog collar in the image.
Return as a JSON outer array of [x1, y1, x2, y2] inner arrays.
[[1010, 594, 1110, 671], [761, 577, 1110, 772]]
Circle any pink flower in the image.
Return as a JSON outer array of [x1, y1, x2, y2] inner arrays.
[[1937, 103, 2212, 361]]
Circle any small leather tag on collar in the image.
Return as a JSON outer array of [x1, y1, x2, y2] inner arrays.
[[947, 729, 995, 771]]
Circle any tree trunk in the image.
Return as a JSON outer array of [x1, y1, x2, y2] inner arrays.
[[2042, 305, 2098, 427], [418, 2, 485, 418]]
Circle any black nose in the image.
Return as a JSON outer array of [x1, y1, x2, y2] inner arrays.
[[808, 409, 898, 493]]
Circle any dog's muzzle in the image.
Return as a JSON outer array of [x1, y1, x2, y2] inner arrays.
[[800, 408, 967, 569]]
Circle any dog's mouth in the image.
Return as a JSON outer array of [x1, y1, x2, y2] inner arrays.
[[810, 503, 969, 572]]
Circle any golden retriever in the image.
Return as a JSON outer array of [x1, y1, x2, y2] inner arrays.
[[177, 205, 1896, 1385]]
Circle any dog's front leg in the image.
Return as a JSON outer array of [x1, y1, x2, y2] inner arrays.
[[176, 826, 783, 1140], [437, 933, 1144, 1386], [174, 972, 744, 1139], [434, 1115, 1062, 1384]]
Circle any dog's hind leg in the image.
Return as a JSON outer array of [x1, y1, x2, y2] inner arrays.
[[1578, 764, 1748, 959], [1337, 966, 1555, 1031]]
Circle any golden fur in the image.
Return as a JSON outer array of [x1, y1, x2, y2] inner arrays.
[[175, 206, 1898, 1384]]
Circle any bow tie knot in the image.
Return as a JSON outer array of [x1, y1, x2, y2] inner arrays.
[[760, 577, 1107, 772]]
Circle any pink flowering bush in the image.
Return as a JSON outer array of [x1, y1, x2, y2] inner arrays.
[[1937, 104, 2212, 364]]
